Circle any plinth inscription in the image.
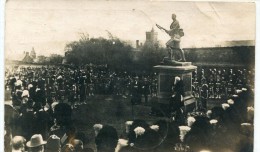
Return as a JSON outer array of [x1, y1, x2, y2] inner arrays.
[[159, 74, 173, 92]]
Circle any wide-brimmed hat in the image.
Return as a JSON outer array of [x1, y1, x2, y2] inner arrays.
[[26, 134, 47, 147]]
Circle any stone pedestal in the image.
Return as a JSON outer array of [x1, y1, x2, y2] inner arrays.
[[153, 63, 197, 112]]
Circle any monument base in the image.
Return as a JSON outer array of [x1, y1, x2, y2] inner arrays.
[[161, 57, 192, 66], [152, 64, 197, 115]]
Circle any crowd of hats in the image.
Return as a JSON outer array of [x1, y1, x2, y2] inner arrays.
[[184, 88, 254, 152], [92, 90, 254, 152], [5, 100, 93, 152], [4, 65, 254, 152], [92, 85, 254, 152]]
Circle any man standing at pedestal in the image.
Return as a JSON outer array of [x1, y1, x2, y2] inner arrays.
[[170, 76, 185, 124], [170, 77, 185, 110]]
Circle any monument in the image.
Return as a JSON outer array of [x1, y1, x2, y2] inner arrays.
[[153, 13, 197, 114]]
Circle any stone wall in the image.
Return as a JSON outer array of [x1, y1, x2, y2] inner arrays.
[[183, 46, 255, 68]]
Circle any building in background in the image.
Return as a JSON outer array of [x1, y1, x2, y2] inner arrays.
[[144, 28, 159, 48], [22, 52, 34, 63], [30, 47, 37, 59]]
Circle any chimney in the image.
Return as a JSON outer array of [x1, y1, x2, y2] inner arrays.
[[136, 40, 139, 48]]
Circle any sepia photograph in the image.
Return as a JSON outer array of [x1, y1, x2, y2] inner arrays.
[[3, 0, 256, 152]]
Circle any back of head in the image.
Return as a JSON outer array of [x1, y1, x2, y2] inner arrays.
[[130, 119, 150, 131], [45, 135, 61, 152], [211, 107, 224, 119], [73, 139, 84, 151], [61, 144, 74, 152], [12, 136, 26, 151], [132, 127, 161, 150], [28, 145, 44, 152], [128, 120, 150, 143], [54, 103, 72, 126], [95, 125, 118, 151]]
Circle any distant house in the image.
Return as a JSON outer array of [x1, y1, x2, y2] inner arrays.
[[22, 52, 34, 63]]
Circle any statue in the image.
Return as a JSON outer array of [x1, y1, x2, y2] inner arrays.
[[156, 13, 186, 65]]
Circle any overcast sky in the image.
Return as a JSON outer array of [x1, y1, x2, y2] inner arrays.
[[4, 0, 255, 60]]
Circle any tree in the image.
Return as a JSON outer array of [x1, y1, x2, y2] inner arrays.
[[64, 35, 168, 73], [49, 54, 64, 65], [64, 37, 133, 71], [135, 44, 167, 71], [37, 55, 48, 64]]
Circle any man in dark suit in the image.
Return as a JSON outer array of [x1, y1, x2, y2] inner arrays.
[[142, 78, 150, 104], [131, 76, 142, 105]]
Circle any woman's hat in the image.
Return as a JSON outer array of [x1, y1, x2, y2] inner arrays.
[[26, 134, 47, 148]]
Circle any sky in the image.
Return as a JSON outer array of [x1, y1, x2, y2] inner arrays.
[[4, 0, 256, 60]]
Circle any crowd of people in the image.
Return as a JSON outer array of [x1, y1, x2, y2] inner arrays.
[[191, 67, 254, 110], [4, 64, 157, 152], [5, 65, 158, 108], [117, 85, 254, 152], [192, 67, 254, 98], [4, 64, 255, 152]]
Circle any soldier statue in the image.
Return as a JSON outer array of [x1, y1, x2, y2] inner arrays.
[[156, 13, 186, 64]]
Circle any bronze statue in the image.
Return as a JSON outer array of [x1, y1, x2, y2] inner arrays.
[[156, 13, 186, 64]]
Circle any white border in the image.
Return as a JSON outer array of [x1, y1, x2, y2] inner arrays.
[[0, 0, 259, 151], [0, 0, 5, 151], [254, 0, 259, 151]]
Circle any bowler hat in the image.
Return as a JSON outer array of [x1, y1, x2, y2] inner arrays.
[[26, 134, 47, 147]]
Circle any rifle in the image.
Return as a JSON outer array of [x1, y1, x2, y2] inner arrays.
[[156, 24, 168, 33], [156, 24, 184, 38]]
